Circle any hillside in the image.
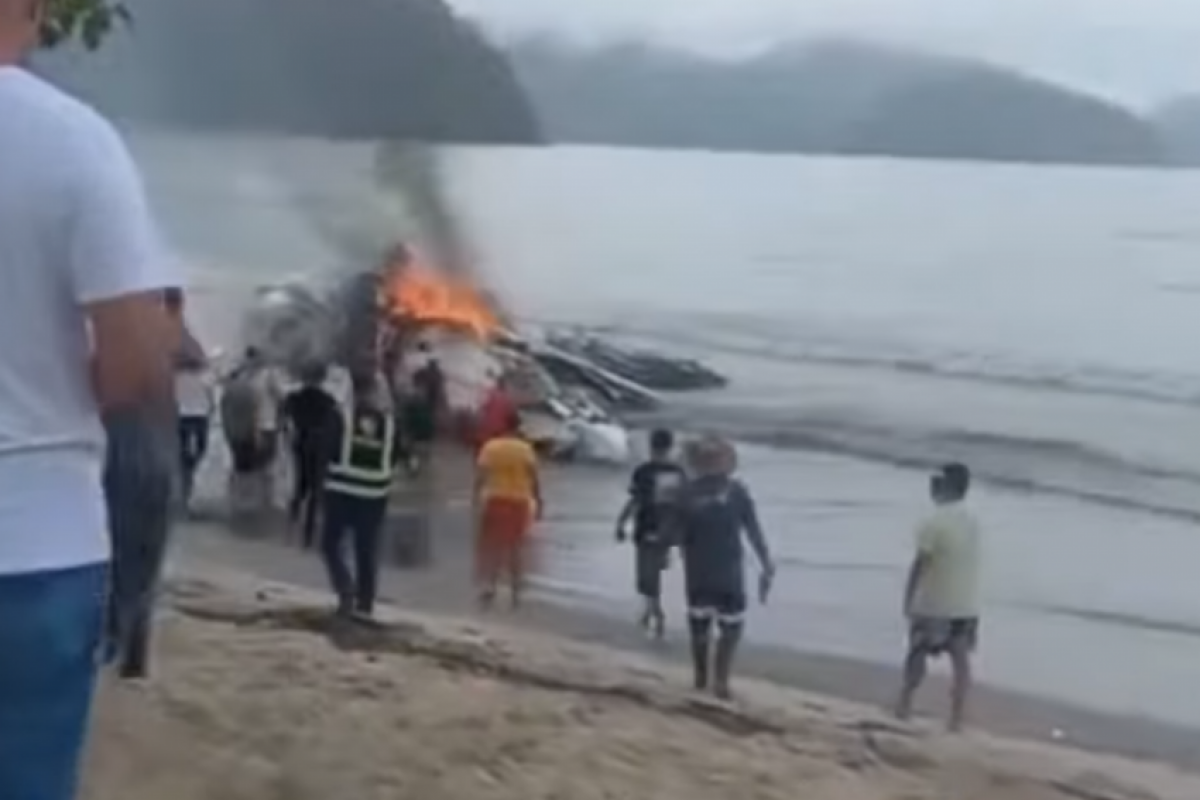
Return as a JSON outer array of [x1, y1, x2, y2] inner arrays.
[[35, 0, 540, 143], [1152, 97, 1200, 164], [510, 40, 1166, 166], [842, 69, 1166, 165]]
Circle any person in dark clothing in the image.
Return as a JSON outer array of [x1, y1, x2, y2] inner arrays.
[[616, 428, 687, 639], [403, 342, 445, 474], [412, 342, 446, 410], [321, 374, 404, 618], [281, 363, 340, 548], [678, 435, 775, 700]]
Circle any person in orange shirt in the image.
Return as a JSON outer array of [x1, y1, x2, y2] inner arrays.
[[474, 411, 542, 609]]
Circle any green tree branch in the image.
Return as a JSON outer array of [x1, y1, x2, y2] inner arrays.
[[40, 0, 129, 49]]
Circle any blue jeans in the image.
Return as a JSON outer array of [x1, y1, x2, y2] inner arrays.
[[321, 491, 387, 615], [0, 563, 107, 800]]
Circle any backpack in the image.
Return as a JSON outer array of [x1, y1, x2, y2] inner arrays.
[[220, 371, 260, 442]]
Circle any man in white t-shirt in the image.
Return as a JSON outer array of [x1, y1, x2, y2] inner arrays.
[[0, 2, 176, 796], [223, 348, 284, 510], [895, 463, 982, 732], [250, 357, 284, 452]]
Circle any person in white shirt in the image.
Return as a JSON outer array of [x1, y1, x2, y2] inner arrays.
[[247, 353, 285, 508], [0, 2, 176, 796], [172, 297, 214, 510], [895, 462, 982, 732], [220, 347, 284, 512]]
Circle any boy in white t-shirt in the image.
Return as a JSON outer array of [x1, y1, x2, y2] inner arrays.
[[172, 295, 214, 510]]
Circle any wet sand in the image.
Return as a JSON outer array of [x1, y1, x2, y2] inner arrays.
[[170, 439, 1200, 771], [176, 510, 1200, 773], [84, 567, 1200, 800]]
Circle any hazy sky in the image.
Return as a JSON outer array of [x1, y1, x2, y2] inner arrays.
[[449, 0, 1200, 105]]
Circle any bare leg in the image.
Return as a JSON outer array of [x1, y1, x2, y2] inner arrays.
[[641, 597, 666, 639], [947, 642, 973, 732], [508, 541, 526, 610], [712, 620, 743, 700], [260, 464, 276, 511], [179, 465, 195, 512], [227, 469, 240, 511], [476, 554, 498, 609], [475, 531, 499, 610], [287, 447, 307, 526], [894, 647, 927, 721], [639, 597, 655, 629], [650, 597, 666, 639]]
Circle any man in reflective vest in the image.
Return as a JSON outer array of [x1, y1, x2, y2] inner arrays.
[[321, 374, 403, 618]]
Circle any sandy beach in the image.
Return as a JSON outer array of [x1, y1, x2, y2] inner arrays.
[[76, 127, 1200, 798], [82, 565, 1200, 800], [176, 439, 1200, 770]]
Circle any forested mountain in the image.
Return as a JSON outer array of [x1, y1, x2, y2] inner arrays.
[[510, 40, 1166, 166], [35, 0, 540, 143]]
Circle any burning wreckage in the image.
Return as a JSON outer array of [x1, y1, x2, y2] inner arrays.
[[242, 254, 727, 465]]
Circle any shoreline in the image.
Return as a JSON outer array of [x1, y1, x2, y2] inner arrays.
[[180, 377, 1200, 727], [86, 563, 1200, 799], [177, 515, 1200, 772]]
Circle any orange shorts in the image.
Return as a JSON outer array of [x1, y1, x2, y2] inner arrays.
[[475, 497, 534, 582]]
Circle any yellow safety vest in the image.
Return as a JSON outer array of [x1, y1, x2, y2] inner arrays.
[[325, 407, 396, 499]]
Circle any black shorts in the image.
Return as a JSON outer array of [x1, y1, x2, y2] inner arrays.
[[634, 543, 668, 599], [907, 616, 979, 657], [685, 586, 747, 626], [404, 403, 436, 444], [228, 434, 276, 474]]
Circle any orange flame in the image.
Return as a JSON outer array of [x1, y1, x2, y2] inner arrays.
[[384, 261, 500, 340]]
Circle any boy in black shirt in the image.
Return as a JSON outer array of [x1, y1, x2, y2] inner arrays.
[[615, 428, 687, 639], [281, 363, 340, 548]]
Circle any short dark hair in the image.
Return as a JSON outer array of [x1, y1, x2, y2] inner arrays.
[[939, 462, 971, 499], [351, 371, 377, 397], [163, 287, 184, 311], [504, 409, 523, 433], [649, 428, 674, 454], [300, 361, 328, 386]]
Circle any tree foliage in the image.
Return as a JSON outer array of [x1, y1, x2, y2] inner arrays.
[[40, 0, 128, 49], [39, 0, 541, 143]]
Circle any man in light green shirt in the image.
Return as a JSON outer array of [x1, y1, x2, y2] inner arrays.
[[895, 463, 981, 732]]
